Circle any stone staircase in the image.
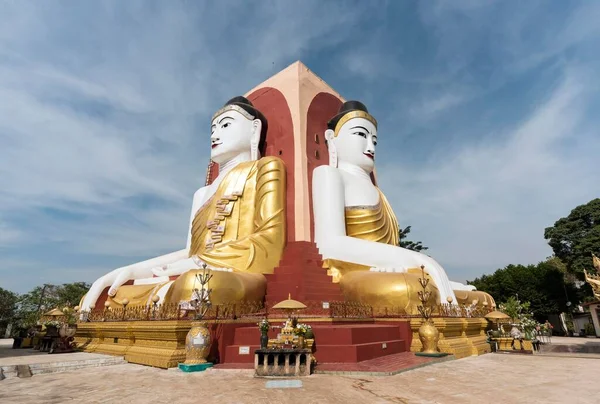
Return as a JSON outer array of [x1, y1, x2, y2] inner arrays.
[[222, 323, 407, 365], [537, 338, 600, 358], [264, 241, 344, 305]]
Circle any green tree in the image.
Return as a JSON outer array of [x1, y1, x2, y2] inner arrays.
[[398, 225, 429, 252], [13, 282, 90, 329], [544, 198, 600, 278], [499, 296, 531, 322], [0, 287, 19, 334], [468, 257, 578, 321], [56, 282, 90, 307]]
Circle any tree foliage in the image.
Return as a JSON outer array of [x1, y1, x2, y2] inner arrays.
[[398, 225, 429, 252], [9, 282, 91, 330], [544, 198, 600, 278], [0, 287, 19, 323], [468, 258, 579, 320], [499, 296, 531, 322]]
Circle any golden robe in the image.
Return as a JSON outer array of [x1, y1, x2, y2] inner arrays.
[[107, 157, 286, 308], [326, 187, 492, 312], [323, 189, 400, 283], [165, 156, 287, 305]]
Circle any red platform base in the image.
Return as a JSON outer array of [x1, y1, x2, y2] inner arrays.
[[219, 242, 412, 365], [222, 321, 411, 364]]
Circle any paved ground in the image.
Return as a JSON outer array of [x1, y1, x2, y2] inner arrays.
[[2, 351, 599, 404]]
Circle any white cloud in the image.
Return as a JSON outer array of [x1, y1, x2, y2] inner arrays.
[[0, 1, 598, 294], [378, 67, 600, 282], [408, 92, 468, 118], [0, 1, 369, 292]]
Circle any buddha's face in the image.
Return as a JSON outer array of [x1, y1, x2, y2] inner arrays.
[[330, 117, 378, 173], [210, 109, 261, 164]]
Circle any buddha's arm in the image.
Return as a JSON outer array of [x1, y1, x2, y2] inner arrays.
[[81, 249, 188, 309], [147, 188, 208, 276], [313, 166, 458, 303], [197, 156, 286, 274], [312, 166, 420, 269], [101, 187, 208, 299], [450, 281, 476, 291]]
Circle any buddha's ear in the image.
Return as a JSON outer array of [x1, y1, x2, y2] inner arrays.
[[251, 119, 262, 160], [324, 129, 337, 168], [324, 129, 335, 143]]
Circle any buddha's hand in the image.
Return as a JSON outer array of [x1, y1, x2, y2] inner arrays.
[[369, 267, 407, 273], [209, 267, 234, 272], [151, 265, 170, 277]]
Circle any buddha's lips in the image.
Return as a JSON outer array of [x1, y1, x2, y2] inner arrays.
[[211, 143, 221, 149], [364, 152, 374, 159]]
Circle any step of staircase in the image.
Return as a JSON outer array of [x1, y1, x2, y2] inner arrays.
[[539, 341, 600, 355], [0, 356, 126, 380]]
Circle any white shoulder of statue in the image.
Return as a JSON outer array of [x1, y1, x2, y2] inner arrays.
[[194, 186, 208, 197], [313, 164, 343, 186]]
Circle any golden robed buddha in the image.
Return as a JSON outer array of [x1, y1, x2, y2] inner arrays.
[[80, 97, 286, 311]]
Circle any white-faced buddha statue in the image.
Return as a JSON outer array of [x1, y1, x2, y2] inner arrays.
[[312, 101, 494, 312], [80, 97, 287, 311]]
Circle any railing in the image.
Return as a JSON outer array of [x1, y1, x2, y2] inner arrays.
[[80, 301, 266, 322], [372, 303, 489, 319], [80, 300, 490, 323]]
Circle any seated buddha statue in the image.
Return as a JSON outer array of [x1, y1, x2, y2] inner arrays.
[[312, 101, 494, 313], [80, 97, 286, 311]]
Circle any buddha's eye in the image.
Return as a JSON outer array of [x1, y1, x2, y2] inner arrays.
[[373, 140, 378, 146], [222, 122, 231, 129], [353, 131, 367, 138]]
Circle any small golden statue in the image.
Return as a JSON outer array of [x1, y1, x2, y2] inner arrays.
[[584, 254, 600, 300], [415, 265, 448, 357]]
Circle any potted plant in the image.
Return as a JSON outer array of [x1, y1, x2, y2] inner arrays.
[[585, 322, 596, 338], [59, 307, 78, 338], [258, 319, 270, 349], [293, 323, 311, 348], [305, 325, 314, 340], [11, 327, 27, 349], [43, 320, 62, 337]]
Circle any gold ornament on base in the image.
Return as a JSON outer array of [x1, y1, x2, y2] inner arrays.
[[184, 322, 211, 365], [584, 254, 600, 300], [180, 261, 214, 370], [415, 265, 448, 357]]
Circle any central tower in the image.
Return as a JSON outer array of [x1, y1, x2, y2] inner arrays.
[[206, 61, 371, 304]]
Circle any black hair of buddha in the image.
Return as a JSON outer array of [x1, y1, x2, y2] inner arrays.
[[223, 96, 268, 156], [327, 100, 370, 130]]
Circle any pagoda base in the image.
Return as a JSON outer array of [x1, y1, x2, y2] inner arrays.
[[74, 317, 490, 368], [399, 317, 491, 358]]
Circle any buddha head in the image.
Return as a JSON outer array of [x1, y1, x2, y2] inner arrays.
[[210, 96, 268, 165], [325, 100, 378, 173]]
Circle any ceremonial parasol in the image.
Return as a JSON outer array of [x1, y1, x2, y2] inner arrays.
[[272, 293, 307, 310], [44, 308, 65, 316], [272, 293, 307, 318], [484, 310, 510, 320], [485, 310, 510, 331]]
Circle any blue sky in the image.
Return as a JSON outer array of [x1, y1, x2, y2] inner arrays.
[[1, 1, 599, 293]]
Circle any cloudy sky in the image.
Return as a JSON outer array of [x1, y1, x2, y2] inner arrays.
[[1, 1, 599, 293]]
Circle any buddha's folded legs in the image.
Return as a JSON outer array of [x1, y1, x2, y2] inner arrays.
[[164, 270, 267, 305], [339, 271, 441, 315]]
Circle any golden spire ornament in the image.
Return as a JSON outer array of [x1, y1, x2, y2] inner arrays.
[[179, 261, 215, 372], [415, 265, 448, 357]]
